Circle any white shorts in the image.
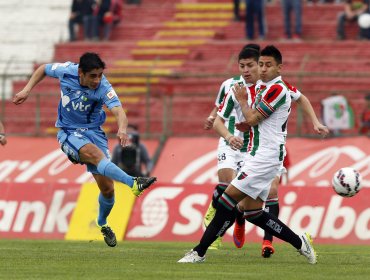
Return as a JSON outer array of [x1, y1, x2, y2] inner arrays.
[[217, 138, 245, 172], [231, 151, 282, 201]]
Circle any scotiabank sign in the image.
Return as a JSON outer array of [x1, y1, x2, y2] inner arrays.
[[0, 183, 79, 239], [126, 184, 370, 244]]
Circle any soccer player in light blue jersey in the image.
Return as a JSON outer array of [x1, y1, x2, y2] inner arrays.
[[13, 52, 156, 247]]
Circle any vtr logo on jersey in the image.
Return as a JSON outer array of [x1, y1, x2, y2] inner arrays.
[[61, 91, 91, 112], [71, 101, 91, 112]]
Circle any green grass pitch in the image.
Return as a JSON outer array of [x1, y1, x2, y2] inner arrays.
[[0, 240, 369, 279]]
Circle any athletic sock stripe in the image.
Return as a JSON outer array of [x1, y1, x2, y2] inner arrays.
[[217, 183, 228, 190], [244, 209, 263, 220], [266, 198, 279, 206], [219, 193, 236, 211]]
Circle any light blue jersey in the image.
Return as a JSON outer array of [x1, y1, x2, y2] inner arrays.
[[45, 61, 121, 129]]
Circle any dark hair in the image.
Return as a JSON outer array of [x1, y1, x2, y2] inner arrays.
[[78, 52, 106, 73], [238, 44, 260, 62], [260, 45, 283, 64], [242, 43, 260, 52]]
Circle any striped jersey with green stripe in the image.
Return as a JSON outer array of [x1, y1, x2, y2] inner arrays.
[[247, 76, 291, 158], [215, 75, 246, 142]]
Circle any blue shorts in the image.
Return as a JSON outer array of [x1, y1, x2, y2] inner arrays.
[[57, 127, 110, 174]]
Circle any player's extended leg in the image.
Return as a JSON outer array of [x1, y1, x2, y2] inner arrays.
[[93, 173, 117, 247], [242, 195, 317, 264], [203, 182, 228, 249], [178, 184, 246, 262], [262, 176, 280, 258], [203, 165, 236, 249], [79, 143, 156, 196]]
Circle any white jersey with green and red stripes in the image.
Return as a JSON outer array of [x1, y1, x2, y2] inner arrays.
[[215, 75, 246, 139], [217, 81, 256, 152], [247, 76, 292, 159]]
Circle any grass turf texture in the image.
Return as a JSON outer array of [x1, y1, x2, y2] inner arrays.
[[0, 240, 369, 279]]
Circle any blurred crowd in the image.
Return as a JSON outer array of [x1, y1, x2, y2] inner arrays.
[[233, 0, 370, 41], [68, 0, 123, 42]]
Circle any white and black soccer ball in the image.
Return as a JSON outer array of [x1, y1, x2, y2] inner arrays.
[[332, 167, 362, 197]]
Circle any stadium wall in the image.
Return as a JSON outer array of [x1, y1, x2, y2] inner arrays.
[[0, 136, 369, 244]]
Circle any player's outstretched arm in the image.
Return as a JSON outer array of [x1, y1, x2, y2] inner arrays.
[[296, 94, 329, 137], [110, 106, 129, 147], [13, 64, 47, 105], [204, 106, 217, 130]]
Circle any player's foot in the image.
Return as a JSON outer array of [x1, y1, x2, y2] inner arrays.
[[132, 176, 157, 196], [209, 236, 222, 250], [261, 240, 274, 258], [233, 220, 245, 248], [298, 232, 317, 264], [177, 250, 205, 263], [203, 202, 216, 227], [96, 220, 117, 247]]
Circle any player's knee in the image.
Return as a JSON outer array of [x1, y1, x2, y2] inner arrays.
[[79, 144, 105, 165]]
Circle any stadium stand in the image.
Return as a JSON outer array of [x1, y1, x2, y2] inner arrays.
[[2, 0, 369, 137]]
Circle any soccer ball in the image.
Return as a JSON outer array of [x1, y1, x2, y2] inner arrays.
[[358, 13, 370, 29], [332, 167, 362, 197]]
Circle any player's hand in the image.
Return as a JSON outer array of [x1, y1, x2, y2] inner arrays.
[[227, 136, 243, 150], [314, 123, 329, 138], [233, 83, 248, 105], [13, 89, 29, 105], [204, 116, 215, 130], [235, 122, 251, 132], [117, 130, 129, 147]]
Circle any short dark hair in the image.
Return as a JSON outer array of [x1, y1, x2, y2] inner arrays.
[[238, 44, 260, 62], [260, 45, 283, 64], [242, 43, 260, 52], [78, 52, 106, 73]]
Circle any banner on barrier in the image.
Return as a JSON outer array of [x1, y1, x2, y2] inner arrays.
[[125, 184, 370, 244], [0, 137, 158, 184], [153, 136, 370, 187], [0, 183, 79, 239]]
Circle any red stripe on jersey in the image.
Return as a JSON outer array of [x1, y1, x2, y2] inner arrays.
[[264, 84, 283, 103], [248, 85, 256, 105], [282, 79, 298, 93], [262, 99, 274, 112]]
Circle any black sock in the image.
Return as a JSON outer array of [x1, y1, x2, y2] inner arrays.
[[194, 193, 236, 257], [244, 209, 302, 250], [211, 183, 228, 208], [264, 199, 279, 241], [235, 205, 245, 225]]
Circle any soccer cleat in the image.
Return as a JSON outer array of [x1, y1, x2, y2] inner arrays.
[[209, 236, 222, 250], [261, 240, 275, 258], [96, 220, 117, 247], [299, 232, 317, 264], [233, 221, 246, 248], [177, 250, 205, 263], [132, 176, 157, 196], [203, 202, 216, 227]]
